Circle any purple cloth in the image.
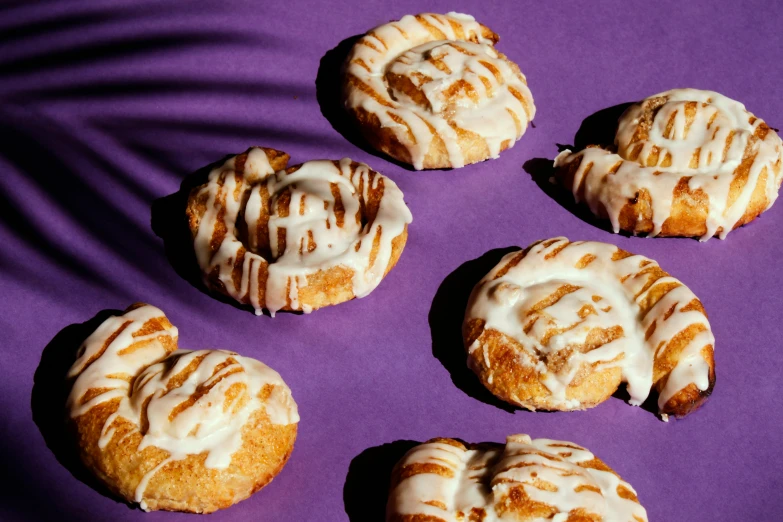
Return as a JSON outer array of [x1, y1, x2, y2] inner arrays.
[[2, 0, 781, 520]]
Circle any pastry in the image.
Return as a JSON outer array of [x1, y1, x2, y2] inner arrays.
[[463, 237, 715, 418], [343, 12, 535, 170], [554, 88, 783, 240], [186, 147, 412, 316], [387, 434, 648, 521], [66, 304, 299, 513]]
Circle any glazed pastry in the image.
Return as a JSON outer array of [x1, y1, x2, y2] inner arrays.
[[387, 434, 648, 521], [66, 304, 299, 513], [554, 88, 783, 240], [343, 12, 535, 170], [186, 147, 412, 316], [463, 237, 715, 418]]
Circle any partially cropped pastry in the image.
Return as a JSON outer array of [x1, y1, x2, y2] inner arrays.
[[555, 88, 783, 240], [186, 147, 412, 316], [464, 237, 715, 418], [66, 304, 299, 513], [343, 12, 535, 170], [388, 434, 648, 521]]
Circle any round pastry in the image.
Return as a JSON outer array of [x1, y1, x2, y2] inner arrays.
[[463, 237, 715, 418], [66, 304, 299, 513], [342, 12, 535, 170], [554, 88, 783, 240], [387, 434, 648, 521], [186, 147, 412, 316]]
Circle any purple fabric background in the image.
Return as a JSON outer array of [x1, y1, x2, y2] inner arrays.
[[1, 0, 781, 520]]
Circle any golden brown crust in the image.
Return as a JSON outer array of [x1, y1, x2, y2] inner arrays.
[[464, 320, 624, 411], [558, 152, 777, 237], [555, 90, 783, 238], [185, 149, 410, 313], [345, 95, 516, 170], [463, 238, 716, 417], [73, 402, 296, 513], [387, 435, 647, 521], [342, 13, 535, 170], [68, 305, 298, 513]]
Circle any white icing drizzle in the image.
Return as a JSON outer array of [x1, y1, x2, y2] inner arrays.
[[388, 434, 648, 522], [190, 149, 412, 316], [465, 237, 714, 412], [555, 89, 783, 240], [66, 304, 299, 508], [344, 12, 535, 170]]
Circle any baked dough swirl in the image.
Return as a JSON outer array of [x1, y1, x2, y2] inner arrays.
[[343, 12, 535, 170], [464, 237, 715, 418], [387, 434, 648, 522], [186, 147, 412, 315], [66, 304, 299, 512], [555, 89, 783, 240]]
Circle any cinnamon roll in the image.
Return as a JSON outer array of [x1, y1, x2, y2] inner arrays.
[[555, 89, 783, 240], [388, 434, 647, 521], [66, 304, 299, 512], [464, 237, 715, 418], [343, 12, 535, 170], [186, 147, 412, 315]]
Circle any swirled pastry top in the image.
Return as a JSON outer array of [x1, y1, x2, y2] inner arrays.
[[187, 148, 412, 315], [555, 89, 783, 240], [388, 434, 648, 522], [66, 304, 299, 507], [343, 12, 535, 170], [465, 238, 715, 416]]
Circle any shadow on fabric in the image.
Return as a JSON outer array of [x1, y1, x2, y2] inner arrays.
[[343, 439, 418, 521], [315, 34, 416, 171], [0, 1, 330, 291], [0, 115, 158, 289], [31, 309, 127, 507], [573, 102, 634, 150], [523, 101, 636, 235], [428, 247, 521, 414], [522, 156, 614, 234], [0, 1, 285, 85], [610, 386, 662, 417]]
